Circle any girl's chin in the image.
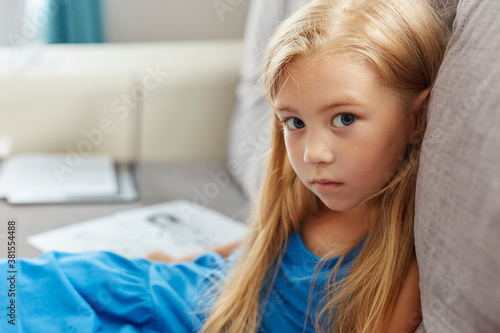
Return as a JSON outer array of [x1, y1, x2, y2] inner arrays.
[[317, 197, 366, 213], [317, 199, 350, 212]]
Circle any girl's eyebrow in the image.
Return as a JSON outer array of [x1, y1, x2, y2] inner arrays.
[[275, 106, 298, 113], [276, 97, 368, 114]]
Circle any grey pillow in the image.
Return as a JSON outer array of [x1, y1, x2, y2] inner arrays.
[[431, 0, 459, 28], [227, 0, 310, 200], [415, 0, 500, 332]]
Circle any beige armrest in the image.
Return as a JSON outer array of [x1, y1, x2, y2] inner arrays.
[[0, 40, 244, 161]]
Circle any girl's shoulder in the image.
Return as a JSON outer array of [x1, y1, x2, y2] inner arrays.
[[385, 259, 422, 332]]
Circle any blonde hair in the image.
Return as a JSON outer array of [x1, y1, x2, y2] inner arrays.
[[202, 0, 450, 332]]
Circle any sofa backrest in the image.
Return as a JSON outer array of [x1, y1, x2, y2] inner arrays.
[[0, 41, 243, 162], [415, 0, 500, 332]]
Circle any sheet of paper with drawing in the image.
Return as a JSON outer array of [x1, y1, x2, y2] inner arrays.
[[27, 200, 249, 259]]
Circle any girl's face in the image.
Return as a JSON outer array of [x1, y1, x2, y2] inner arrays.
[[275, 53, 412, 212]]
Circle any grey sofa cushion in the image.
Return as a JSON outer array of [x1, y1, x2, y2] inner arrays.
[[415, 0, 500, 332], [227, 0, 310, 200], [431, 0, 459, 27]]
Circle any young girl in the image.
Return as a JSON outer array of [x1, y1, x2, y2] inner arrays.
[[202, 0, 449, 332], [0, 0, 448, 332]]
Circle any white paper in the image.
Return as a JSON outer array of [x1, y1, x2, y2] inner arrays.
[[27, 200, 249, 259], [0, 153, 118, 202]]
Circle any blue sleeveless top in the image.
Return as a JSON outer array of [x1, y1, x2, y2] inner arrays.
[[258, 230, 364, 332], [0, 230, 363, 333]]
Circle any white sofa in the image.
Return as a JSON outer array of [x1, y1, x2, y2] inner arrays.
[[0, 40, 244, 162]]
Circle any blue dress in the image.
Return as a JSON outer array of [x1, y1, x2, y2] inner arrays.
[[0, 231, 362, 333]]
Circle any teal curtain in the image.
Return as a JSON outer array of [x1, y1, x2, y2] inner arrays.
[[47, 0, 104, 43]]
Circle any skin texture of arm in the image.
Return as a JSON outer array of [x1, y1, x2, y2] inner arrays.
[[385, 259, 422, 333], [146, 239, 243, 263]]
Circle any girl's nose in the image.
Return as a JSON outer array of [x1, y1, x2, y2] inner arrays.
[[304, 131, 335, 165]]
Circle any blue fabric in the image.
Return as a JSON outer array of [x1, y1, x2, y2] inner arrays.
[[258, 231, 363, 332], [0, 231, 362, 332], [47, 0, 104, 43]]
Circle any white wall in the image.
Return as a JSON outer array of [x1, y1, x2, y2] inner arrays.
[[104, 0, 250, 42]]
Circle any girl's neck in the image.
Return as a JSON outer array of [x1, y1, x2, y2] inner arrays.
[[299, 203, 372, 257]]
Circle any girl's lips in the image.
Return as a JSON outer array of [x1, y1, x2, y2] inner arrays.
[[311, 181, 343, 193]]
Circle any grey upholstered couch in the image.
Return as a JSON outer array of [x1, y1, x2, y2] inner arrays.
[[414, 1, 500, 331], [227, 0, 500, 332]]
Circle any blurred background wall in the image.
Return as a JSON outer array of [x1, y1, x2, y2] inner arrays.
[[0, 0, 251, 46], [105, 0, 250, 42]]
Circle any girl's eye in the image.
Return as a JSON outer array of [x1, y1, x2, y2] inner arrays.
[[333, 113, 356, 128], [285, 117, 305, 130]]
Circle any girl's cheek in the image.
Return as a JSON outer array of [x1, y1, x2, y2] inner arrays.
[[284, 132, 304, 151], [284, 129, 299, 139]]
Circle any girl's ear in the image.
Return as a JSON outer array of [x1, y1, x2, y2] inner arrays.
[[409, 88, 431, 144], [412, 88, 430, 114]]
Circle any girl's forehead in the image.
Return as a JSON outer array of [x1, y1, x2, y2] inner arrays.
[[283, 53, 377, 84], [278, 54, 376, 92], [274, 53, 409, 112], [275, 53, 401, 103]]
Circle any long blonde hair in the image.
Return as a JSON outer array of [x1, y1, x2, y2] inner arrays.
[[202, 0, 450, 332]]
